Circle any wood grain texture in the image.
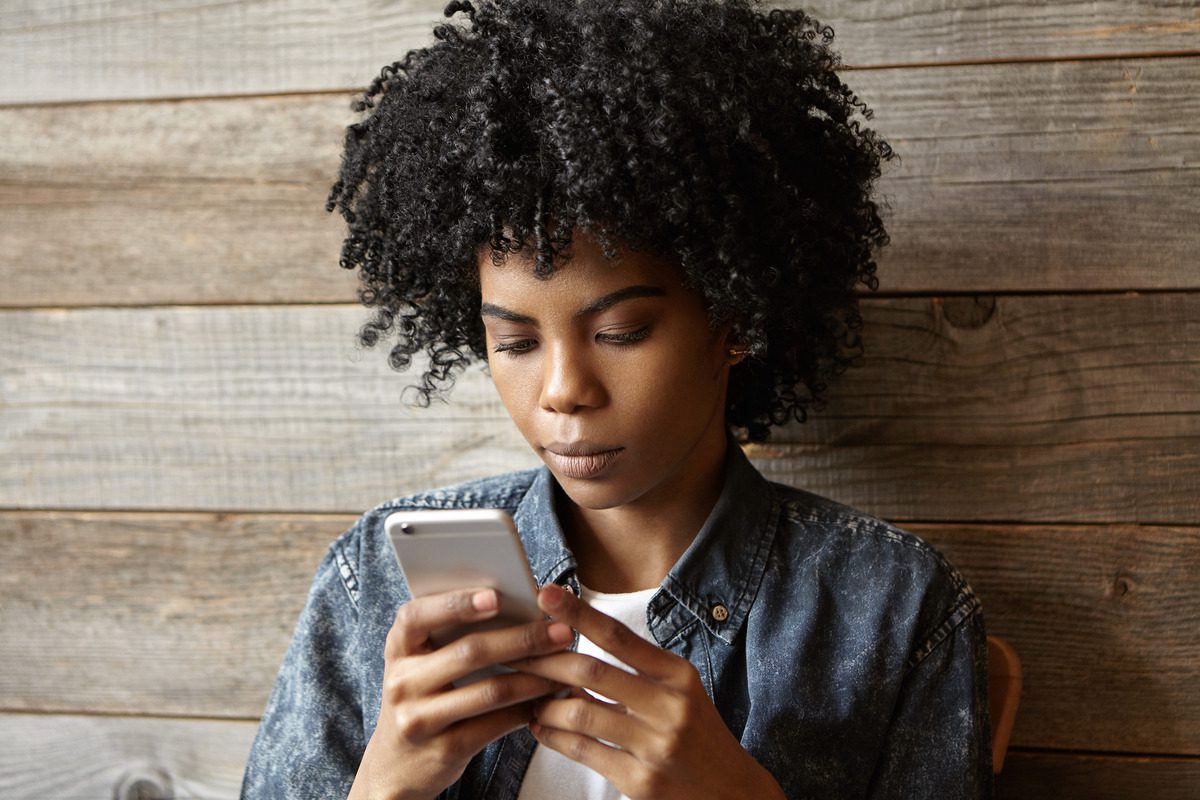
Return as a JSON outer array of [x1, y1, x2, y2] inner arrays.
[[3, 59, 1198, 304], [0, 512, 345, 719], [2, 1, 1198, 104], [0, 94, 361, 306], [2, 513, 1197, 755], [920, 524, 1200, 755], [0, 304, 540, 512], [808, 0, 1200, 65], [2, 294, 1197, 522], [998, 751, 1200, 800], [0, 0, 440, 105], [750, 291, 1200, 524], [853, 57, 1200, 292], [0, 712, 255, 800]]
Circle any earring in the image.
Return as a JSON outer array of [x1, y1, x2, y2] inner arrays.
[[728, 345, 751, 362]]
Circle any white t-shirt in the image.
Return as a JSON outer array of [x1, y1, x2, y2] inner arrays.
[[516, 583, 659, 800]]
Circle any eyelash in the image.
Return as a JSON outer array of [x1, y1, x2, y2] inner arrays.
[[491, 326, 651, 357], [599, 326, 651, 345], [492, 340, 536, 356]]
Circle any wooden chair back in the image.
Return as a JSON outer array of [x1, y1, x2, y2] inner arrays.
[[987, 635, 1022, 774]]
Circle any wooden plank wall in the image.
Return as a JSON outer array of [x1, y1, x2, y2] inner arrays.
[[2, 1, 1197, 796]]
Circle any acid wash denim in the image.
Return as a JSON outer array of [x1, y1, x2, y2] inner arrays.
[[241, 443, 993, 799]]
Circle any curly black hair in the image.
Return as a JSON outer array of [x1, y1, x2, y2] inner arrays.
[[326, 0, 894, 443]]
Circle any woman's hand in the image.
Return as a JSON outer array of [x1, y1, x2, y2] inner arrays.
[[349, 587, 572, 800], [512, 583, 787, 800]]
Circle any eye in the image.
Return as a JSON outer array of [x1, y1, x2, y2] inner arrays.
[[597, 325, 651, 346], [492, 338, 537, 357]]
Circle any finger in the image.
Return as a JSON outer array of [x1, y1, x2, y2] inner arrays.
[[509, 652, 656, 711], [533, 695, 650, 754], [404, 618, 575, 694], [391, 672, 563, 741], [568, 686, 616, 706], [529, 721, 637, 785], [416, 701, 538, 763], [386, 587, 500, 658], [460, 702, 536, 748], [538, 584, 677, 681]]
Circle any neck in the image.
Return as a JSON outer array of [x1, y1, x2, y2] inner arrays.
[[559, 435, 729, 593]]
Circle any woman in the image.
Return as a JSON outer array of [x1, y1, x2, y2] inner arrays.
[[242, 0, 992, 797]]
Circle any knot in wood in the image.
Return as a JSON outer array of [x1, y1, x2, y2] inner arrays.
[[112, 767, 173, 800], [940, 295, 997, 330], [1108, 572, 1138, 602]]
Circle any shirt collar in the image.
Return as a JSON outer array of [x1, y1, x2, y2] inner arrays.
[[658, 437, 778, 645], [511, 436, 779, 646], [512, 467, 578, 589]]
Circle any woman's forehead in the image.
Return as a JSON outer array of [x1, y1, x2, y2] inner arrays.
[[478, 245, 683, 301], [476, 228, 686, 298]]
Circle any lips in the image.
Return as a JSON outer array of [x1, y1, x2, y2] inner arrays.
[[543, 442, 624, 480]]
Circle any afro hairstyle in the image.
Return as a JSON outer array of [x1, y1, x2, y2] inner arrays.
[[325, 0, 895, 442]]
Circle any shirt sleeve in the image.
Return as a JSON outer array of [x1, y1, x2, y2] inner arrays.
[[866, 604, 994, 799], [240, 533, 366, 799]]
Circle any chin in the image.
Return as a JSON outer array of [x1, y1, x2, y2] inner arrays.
[[552, 472, 642, 511]]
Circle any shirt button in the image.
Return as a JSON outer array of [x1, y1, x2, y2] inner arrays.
[[711, 604, 729, 622]]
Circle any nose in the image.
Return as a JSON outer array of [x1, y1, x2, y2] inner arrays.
[[540, 343, 607, 414]]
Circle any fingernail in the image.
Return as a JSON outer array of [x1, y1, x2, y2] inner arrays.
[[548, 621, 572, 644], [472, 589, 498, 612], [541, 583, 566, 608]]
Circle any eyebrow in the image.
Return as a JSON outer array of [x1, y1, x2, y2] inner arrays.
[[577, 285, 666, 316], [479, 284, 666, 324], [478, 304, 535, 324]]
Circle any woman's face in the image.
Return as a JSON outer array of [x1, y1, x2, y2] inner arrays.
[[478, 231, 734, 512]]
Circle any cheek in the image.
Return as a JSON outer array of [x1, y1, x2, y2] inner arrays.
[[669, 327, 726, 383], [488, 359, 535, 418], [622, 343, 723, 419]]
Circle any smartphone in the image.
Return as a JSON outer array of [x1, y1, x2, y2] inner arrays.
[[384, 508, 543, 686]]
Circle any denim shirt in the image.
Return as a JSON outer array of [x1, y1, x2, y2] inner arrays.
[[241, 443, 992, 798]]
